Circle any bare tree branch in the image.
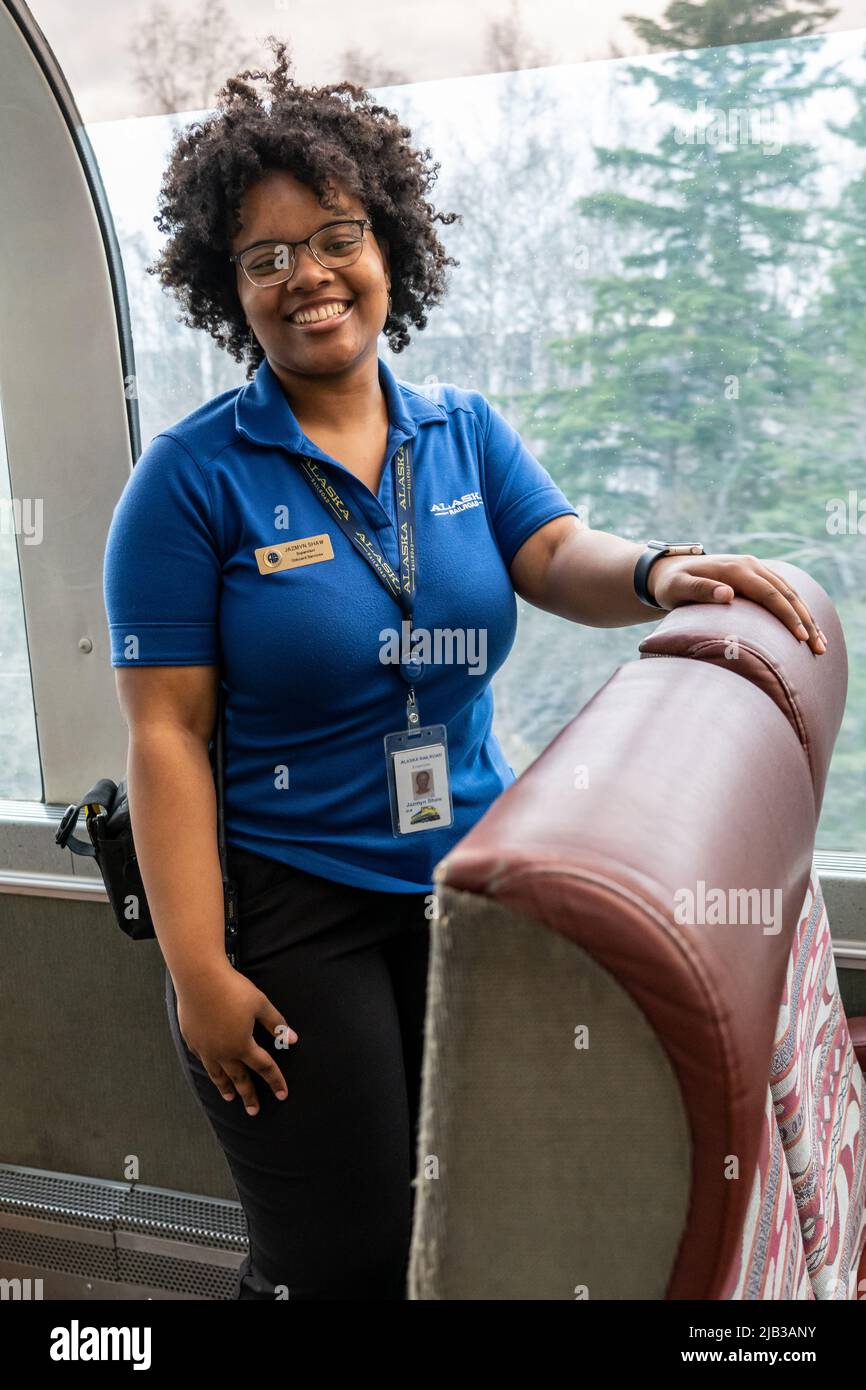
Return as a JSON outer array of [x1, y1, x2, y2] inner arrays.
[[128, 0, 264, 114], [338, 47, 409, 88], [482, 0, 551, 73]]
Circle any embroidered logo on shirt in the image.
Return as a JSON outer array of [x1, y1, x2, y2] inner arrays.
[[429, 492, 483, 517], [254, 533, 334, 574]]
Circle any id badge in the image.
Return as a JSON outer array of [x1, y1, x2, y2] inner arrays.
[[384, 724, 454, 836]]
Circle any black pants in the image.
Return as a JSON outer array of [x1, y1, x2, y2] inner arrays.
[[164, 843, 431, 1300]]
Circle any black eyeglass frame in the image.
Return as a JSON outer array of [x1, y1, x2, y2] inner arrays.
[[229, 218, 374, 286]]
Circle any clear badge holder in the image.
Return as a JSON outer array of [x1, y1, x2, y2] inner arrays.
[[384, 708, 454, 836]]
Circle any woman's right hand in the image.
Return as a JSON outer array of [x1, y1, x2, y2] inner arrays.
[[175, 964, 297, 1116]]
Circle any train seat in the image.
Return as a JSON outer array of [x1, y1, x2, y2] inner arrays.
[[408, 562, 866, 1300], [641, 561, 866, 1299]]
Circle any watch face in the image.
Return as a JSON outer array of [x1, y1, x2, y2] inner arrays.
[[650, 540, 703, 552]]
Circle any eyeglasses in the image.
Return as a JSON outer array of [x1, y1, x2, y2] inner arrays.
[[229, 218, 373, 288]]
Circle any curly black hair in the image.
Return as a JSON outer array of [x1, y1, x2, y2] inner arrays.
[[148, 36, 462, 380]]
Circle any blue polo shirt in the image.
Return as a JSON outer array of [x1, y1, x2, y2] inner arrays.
[[103, 354, 579, 893]]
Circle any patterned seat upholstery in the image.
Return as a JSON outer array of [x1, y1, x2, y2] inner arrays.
[[771, 874, 866, 1298], [410, 562, 865, 1300], [724, 1087, 814, 1301]]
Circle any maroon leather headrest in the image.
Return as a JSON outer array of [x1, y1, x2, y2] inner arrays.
[[638, 560, 847, 815], [438, 657, 817, 1298]]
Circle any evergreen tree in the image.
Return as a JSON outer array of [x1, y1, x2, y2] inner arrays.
[[626, 0, 837, 52], [526, 0, 835, 544], [812, 90, 866, 378], [713, 50, 866, 593]]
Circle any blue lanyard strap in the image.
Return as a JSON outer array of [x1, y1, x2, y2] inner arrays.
[[295, 439, 421, 728], [393, 441, 416, 618], [296, 439, 415, 620]]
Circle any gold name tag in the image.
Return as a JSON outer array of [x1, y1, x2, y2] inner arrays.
[[254, 533, 335, 575]]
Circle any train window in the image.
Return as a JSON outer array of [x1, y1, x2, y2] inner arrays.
[[0, 393, 41, 800], [20, 7, 865, 849], [88, 117, 248, 448]]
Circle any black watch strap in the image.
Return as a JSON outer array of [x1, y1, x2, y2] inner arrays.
[[634, 540, 705, 608]]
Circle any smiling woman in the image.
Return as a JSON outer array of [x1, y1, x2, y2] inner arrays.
[[226, 169, 400, 490], [103, 34, 583, 1303], [149, 37, 460, 373]]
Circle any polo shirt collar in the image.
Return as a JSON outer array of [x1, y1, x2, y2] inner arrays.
[[235, 352, 446, 456]]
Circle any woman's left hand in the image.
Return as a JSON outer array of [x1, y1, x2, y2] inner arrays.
[[648, 552, 828, 655]]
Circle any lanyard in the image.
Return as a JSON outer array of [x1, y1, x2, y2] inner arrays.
[[296, 439, 422, 729]]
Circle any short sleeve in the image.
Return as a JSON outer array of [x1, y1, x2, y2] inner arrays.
[[478, 396, 581, 568], [103, 432, 221, 667]]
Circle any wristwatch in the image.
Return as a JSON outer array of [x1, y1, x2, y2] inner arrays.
[[634, 539, 705, 608]]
